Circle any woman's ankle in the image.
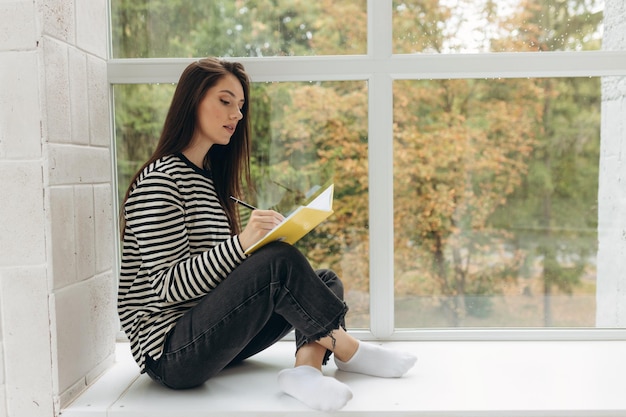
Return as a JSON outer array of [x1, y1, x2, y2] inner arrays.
[[330, 332, 359, 362], [294, 342, 326, 369]]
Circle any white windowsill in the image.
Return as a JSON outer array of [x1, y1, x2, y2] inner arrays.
[[61, 340, 626, 416]]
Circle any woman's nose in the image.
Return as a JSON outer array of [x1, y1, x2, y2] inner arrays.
[[232, 108, 243, 120]]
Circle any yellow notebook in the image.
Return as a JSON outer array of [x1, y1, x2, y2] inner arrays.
[[245, 184, 334, 254]]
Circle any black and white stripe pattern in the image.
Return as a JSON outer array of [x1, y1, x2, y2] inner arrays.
[[118, 154, 247, 371]]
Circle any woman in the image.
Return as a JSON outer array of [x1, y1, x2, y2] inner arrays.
[[118, 57, 416, 412]]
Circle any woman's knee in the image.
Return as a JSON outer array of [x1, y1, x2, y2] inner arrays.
[[255, 243, 344, 298], [316, 268, 344, 299], [258, 241, 303, 258], [257, 242, 311, 269]]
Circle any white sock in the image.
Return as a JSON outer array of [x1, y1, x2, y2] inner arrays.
[[334, 342, 417, 378], [277, 365, 353, 412]]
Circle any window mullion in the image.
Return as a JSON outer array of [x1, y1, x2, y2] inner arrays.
[[368, 0, 395, 338]]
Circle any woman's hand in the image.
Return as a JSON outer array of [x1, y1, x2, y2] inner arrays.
[[238, 209, 284, 251]]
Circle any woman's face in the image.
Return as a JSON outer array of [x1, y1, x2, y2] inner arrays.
[[192, 73, 245, 151]]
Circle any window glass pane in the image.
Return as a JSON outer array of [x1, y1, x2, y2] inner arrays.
[[114, 84, 175, 196], [114, 81, 370, 326], [393, 77, 600, 328], [111, 0, 367, 58], [393, 0, 604, 53]]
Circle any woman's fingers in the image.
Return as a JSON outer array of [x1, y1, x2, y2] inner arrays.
[[238, 210, 285, 251], [249, 210, 284, 230]]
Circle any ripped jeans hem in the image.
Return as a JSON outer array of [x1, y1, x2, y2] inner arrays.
[[294, 302, 349, 366]]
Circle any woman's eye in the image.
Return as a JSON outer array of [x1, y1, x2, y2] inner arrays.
[[220, 99, 230, 105]]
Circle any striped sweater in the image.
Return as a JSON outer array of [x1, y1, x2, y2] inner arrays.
[[118, 153, 247, 371]]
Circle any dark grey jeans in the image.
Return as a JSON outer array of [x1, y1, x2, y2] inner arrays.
[[144, 241, 348, 389]]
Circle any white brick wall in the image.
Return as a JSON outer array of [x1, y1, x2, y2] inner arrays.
[[0, 1, 48, 414], [0, 2, 37, 51], [597, 0, 626, 327], [0, 267, 54, 417], [0, 52, 41, 159], [0, 0, 115, 416], [75, 0, 108, 58]]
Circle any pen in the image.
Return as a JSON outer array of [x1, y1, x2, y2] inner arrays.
[[229, 196, 257, 210]]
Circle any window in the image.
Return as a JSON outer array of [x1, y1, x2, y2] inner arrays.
[[110, 0, 626, 339], [110, 0, 367, 58], [393, 77, 600, 328], [393, 0, 604, 53]]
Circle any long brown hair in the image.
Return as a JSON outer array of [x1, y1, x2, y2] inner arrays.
[[119, 58, 252, 237]]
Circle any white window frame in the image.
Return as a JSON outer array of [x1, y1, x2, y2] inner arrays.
[[108, 0, 626, 341]]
